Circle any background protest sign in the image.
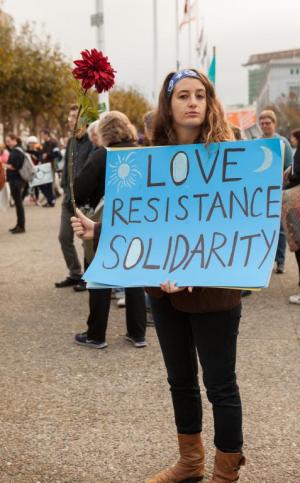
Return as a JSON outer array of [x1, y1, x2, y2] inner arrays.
[[84, 139, 283, 289], [29, 163, 53, 188]]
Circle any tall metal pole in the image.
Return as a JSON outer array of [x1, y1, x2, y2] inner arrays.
[[95, 0, 104, 51], [195, 0, 199, 67], [91, 0, 109, 112], [175, 0, 180, 71], [153, 0, 158, 101], [188, 0, 191, 67]]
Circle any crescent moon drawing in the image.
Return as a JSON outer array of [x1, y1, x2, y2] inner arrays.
[[254, 147, 273, 173]]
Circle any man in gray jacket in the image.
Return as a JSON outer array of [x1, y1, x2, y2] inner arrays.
[[55, 105, 93, 289], [259, 109, 293, 274]]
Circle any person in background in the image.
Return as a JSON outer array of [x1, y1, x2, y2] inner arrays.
[[71, 119, 102, 293], [27, 136, 41, 166], [40, 129, 61, 207], [0, 143, 9, 164], [143, 110, 155, 146], [73, 111, 147, 349], [0, 143, 9, 205], [26, 135, 42, 204], [55, 105, 93, 289], [4, 134, 26, 234], [87, 120, 101, 148], [259, 109, 293, 274], [230, 124, 243, 141], [283, 128, 300, 304]]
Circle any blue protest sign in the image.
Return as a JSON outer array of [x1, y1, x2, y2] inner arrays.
[[84, 139, 283, 288]]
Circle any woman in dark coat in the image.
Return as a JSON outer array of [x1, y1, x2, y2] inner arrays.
[[73, 111, 147, 349]]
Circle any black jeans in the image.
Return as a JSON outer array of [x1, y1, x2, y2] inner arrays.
[[149, 294, 243, 453], [87, 287, 147, 342], [9, 178, 25, 229], [40, 182, 55, 205]]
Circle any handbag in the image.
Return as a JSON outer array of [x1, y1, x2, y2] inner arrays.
[[0, 162, 5, 190], [282, 185, 300, 251], [16, 147, 35, 182]]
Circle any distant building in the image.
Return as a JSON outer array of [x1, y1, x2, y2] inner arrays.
[[244, 49, 300, 112]]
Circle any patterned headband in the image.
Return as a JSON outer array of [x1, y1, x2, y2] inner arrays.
[[167, 69, 201, 98]]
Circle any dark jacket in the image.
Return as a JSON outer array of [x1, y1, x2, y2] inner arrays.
[[27, 147, 42, 166], [6, 147, 24, 182], [62, 133, 93, 208], [74, 141, 134, 209], [286, 147, 300, 189], [41, 139, 61, 168]]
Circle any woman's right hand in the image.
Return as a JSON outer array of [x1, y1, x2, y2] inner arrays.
[[160, 281, 194, 294], [71, 208, 95, 240]]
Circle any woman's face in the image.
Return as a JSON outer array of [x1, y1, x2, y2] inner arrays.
[[290, 134, 298, 148], [170, 77, 207, 132]]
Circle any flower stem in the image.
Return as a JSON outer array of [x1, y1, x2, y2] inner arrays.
[[68, 103, 83, 215]]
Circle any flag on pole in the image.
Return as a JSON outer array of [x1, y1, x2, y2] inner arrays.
[[195, 25, 204, 56], [201, 42, 207, 68], [208, 47, 216, 85], [179, 0, 196, 30]]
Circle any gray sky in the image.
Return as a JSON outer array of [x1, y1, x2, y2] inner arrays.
[[3, 0, 300, 108]]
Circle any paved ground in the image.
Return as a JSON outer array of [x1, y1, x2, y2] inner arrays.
[[0, 200, 299, 483]]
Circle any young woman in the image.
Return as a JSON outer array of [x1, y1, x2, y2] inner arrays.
[[71, 71, 245, 482]]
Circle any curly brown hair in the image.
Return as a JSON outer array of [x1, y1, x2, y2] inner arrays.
[[98, 111, 137, 147], [152, 70, 233, 146]]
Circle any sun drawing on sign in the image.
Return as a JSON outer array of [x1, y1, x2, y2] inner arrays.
[[108, 152, 142, 192]]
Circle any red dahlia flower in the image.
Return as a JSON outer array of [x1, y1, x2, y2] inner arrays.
[[72, 49, 116, 93]]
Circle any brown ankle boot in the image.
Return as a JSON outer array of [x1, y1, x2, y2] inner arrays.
[[209, 449, 245, 482], [145, 433, 205, 483]]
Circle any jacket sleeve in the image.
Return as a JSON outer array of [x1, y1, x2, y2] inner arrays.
[[10, 149, 25, 170], [283, 138, 293, 170], [74, 147, 106, 206], [51, 144, 62, 161], [61, 140, 70, 189]]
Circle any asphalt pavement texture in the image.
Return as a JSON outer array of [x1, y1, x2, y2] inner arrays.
[[0, 199, 299, 482]]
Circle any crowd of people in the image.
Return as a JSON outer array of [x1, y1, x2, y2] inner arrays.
[[1, 68, 300, 482], [0, 130, 64, 232]]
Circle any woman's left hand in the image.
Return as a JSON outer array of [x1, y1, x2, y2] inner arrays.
[[160, 281, 194, 294], [283, 165, 292, 185]]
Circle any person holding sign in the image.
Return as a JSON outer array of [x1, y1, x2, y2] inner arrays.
[[71, 70, 245, 482], [145, 70, 244, 483]]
